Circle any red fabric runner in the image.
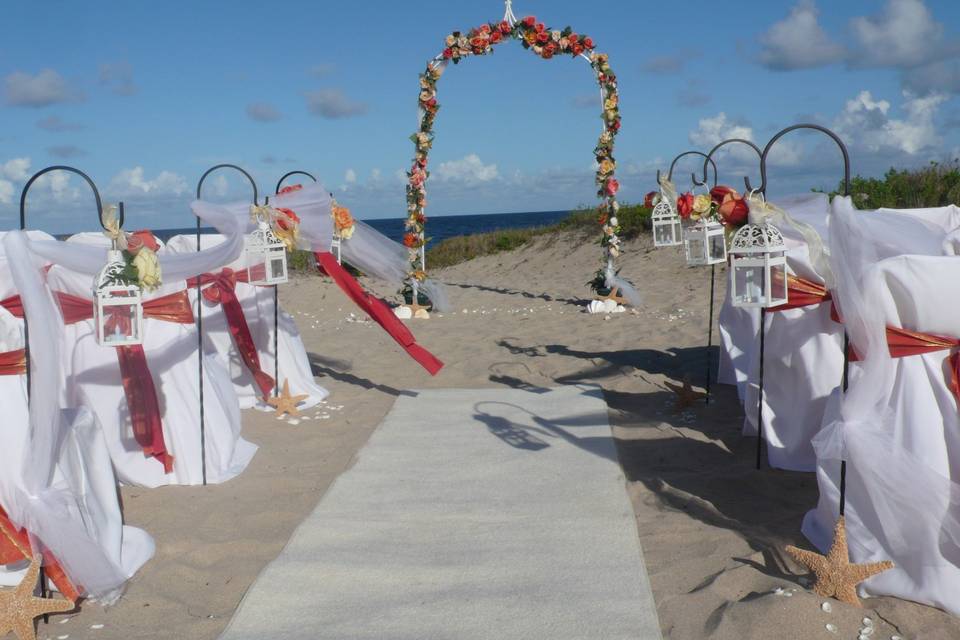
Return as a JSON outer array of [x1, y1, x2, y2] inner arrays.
[[0, 505, 80, 601], [314, 252, 443, 376], [0, 348, 26, 376], [187, 268, 274, 398], [1, 290, 193, 474], [842, 323, 960, 408], [769, 274, 833, 312]]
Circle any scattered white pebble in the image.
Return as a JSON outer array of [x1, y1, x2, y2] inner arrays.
[[783, 590, 793, 597], [90, 625, 104, 630], [825, 623, 838, 634], [58, 618, 70, 624], [772, 587, 784, 595], [891, 636, 903, 640], [287, 419, 300, 426], [863, 618, 873, 627], [821, 602, 832, 613], [57, 635, 69, 639]]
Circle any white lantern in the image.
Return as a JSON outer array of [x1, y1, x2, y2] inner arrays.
[[93, 249, 143, 347], [245, 218, 288, 285], [684, 218, 727, 267], [652, 200, 683, 247], [729, 222, 788, 308]]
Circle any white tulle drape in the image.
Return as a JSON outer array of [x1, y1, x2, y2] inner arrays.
[[801, 196, 960, 612], [192, 183, 452, 311], [1, 231, 130, 603]]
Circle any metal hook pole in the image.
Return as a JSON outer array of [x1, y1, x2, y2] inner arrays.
[[656, 150, 718, 187], [275, 170, 317, 195], [694, 138, 762, 189], [746, 123, 850, 197], [194, 164, 260, 486]]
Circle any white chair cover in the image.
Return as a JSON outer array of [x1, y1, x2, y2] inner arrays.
[[802, 197, 960, 613], [0, 232, 153, 603], [45, 232, 256, 488], [164, 233, 328, 410]]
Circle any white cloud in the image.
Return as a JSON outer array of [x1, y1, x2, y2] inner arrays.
[[688, 113, 800, 175], [246, 102, 281, 122], [98, 61, 138, 96], [344, 168, 357, 184], [108, 167, 189, 197], [36, 115, 84, 132], [834, 89, 947, 154], [1, 158, 31, 182], [758, 1, 845, 70], [3, 69, 81, 107], [689, 113, 754, 148], [433, 154, 498, 185], [371, 168, 382, 181], [305, 88, 367, 119], [0, 180, 13, 205], [850, 0, 946, 68]]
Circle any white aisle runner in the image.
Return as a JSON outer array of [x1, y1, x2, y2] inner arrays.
[[219, 386, 662, 640]]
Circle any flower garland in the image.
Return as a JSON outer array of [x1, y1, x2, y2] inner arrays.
[[331, 201, 356, 240], [101, 205, 162, 291], [673, 185, 750, 229], [407, 14, 621, 282]]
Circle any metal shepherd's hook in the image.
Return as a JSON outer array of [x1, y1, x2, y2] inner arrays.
[[194, 164, 260, 486], [747, 125, 851, 509]]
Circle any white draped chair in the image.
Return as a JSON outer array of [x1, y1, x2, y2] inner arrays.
[[802, 198, 960, 613], [46, 233, 256, 488], [165, 233, 328, 410], [0, 232, 153, 597]]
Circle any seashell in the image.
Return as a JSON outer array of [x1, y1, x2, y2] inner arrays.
[[393, 306, 413, 319], [862, 618, 873, 626], [821, 602, 832, 613], [413, 308, 430, 319], [825, 623, 838, 634]]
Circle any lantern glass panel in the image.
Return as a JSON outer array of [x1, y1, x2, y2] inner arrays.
[[709, 234, 726, 262], [686, 237, 705, 265], [96, 288, 142, 346], [269, 250, 287, 282], [770, 261, 787, 305], [654, 221, 674, 246], [733, 262, 766, 306]]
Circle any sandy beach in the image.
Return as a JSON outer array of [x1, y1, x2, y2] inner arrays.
[[46, 230, 960, 640]]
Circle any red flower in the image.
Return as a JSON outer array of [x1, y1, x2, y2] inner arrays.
[[278, 184, 302, 195], [478, 23, 491, 34], [677, 193, 694, 219], [443, 48, 453, 59], [500, 20, 512, 33], [535, 22, 546, 33], [569, 34, 579, 44], [610, 119, 621, 132], [542, 48, 554, 59], [718, 193, 749, 227], [583, 37, 594, 49], [572, 43, 584, 55], [710, 185, 738, 205], [470, 36, 486, 49], [643, 191, 657, 208], [523, 16, 536, 27], [275, 207, 300, 231], [536, 31, 549, 44], [490, 30, 502, 43], [598, 212, 609, 226], [606, 178, 620, 196], [403, 233, 420, 248], [544, 42, 557, 54]]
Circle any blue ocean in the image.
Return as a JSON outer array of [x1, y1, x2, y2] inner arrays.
[[153, 210, 573, 247]]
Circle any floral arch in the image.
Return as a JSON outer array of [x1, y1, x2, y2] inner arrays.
[[403, 2, 622, 296]]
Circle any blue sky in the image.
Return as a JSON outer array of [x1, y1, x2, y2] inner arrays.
[[2, 0, 960, 233]]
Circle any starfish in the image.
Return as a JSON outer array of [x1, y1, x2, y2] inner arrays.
[[664, 376, 706, 411], [267, 379, 309, 418], [0, 556, 74, 640], [785, 516, 894, 607], [598, 286, 629, 306]]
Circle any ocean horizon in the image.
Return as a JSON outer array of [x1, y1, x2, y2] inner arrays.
[[150, 209, 573, 247]]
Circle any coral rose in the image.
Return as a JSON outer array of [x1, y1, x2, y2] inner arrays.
[[644, 191, 658, 208], [710, 185, 738, 205], [523, 16, 536, 27], [718, 193, 749, 227], [403, 233, 421, 248], [606, 178, 620, 196], [677, 192, 695, 219]]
